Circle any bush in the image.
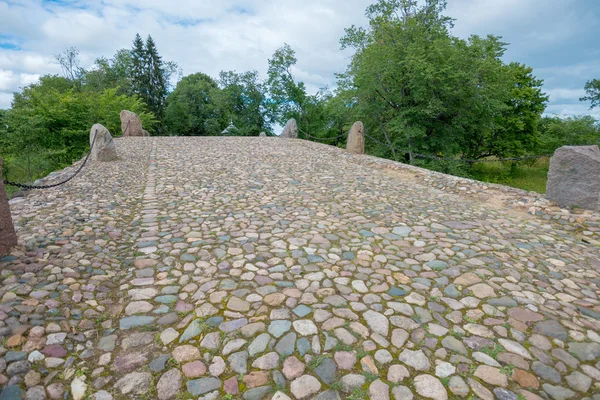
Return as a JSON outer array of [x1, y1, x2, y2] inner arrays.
[[0, 76, 155, 185]]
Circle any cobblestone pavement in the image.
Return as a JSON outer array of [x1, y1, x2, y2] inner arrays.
[[1, 137, 600, 400]]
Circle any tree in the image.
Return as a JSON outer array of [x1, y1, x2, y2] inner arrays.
[[129, 34, 179, 130], [144, 35, 168, 120], [164, 73, 221, 136], [489, 63, 547, 157], [54, 47, 84, 82], [131, 34, 148, 100], [539, 115, 600, 153], [165, 70, 273, 136], [266, 44, 313, 135], [83, 49, 134, 94], [267, 44, 304, 121], [339, 0, 547, 165], [216, 70, 270, 135], [314, 87, 356, 145], [580, 79, 600, 109]]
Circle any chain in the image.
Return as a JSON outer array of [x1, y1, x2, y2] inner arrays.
[[363, 133, 552, 163], [306, 133, 347, 142], [122, 119, 130, 136], [299, 127, 347, 143], [3, 130, 98, 190]]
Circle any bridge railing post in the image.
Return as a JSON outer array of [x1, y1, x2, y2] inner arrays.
[[0, 156, 18, 257], [346, 121, 364, 154]]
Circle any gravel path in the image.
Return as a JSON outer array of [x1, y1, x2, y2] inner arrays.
[[1, 136, 599, 400]]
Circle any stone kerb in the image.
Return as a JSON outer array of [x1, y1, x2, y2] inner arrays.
[[346, 121, 365, 154], [0, 157, 18, 256], [546, 145, 600, 212]]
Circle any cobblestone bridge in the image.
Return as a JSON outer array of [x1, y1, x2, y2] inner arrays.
[[1, 137, 599, 400]]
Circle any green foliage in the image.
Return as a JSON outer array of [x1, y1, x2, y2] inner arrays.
[[128, 34, 179, 130], [144, 35, 168, 119], [266, 43, 307, 125], [83, 49, 134, 94], [165, 70, 271, 136], [580, 78, 600, 109], [216, 70, 270, 135], [363, 371, 379, 382], [308, 354, 331, 370], [131, 34, 149, 102], [480, 343, 505, 359], [348, 387, 368, 400], [266, 43, 341, 139], [164, 72, 221, 136], [0, 77, 154, 186], [538, 115, 600, 153], [470, 158, 550, 193], [1, 35, 170, 190], [339, 0, 547, 163], [500, 363, 515, 376]]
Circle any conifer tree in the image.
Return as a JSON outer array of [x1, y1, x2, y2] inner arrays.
[[131, 34, 147, 100], [144, 35, 168, 120], [129, 34, 175, 130]]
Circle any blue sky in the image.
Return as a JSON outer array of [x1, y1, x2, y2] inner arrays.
[[0, 0, 599, 118]]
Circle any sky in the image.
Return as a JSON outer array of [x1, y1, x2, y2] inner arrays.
[[1, 0, 599, 118]]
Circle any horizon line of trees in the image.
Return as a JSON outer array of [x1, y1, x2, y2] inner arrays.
[[1, 0, 600, 185]]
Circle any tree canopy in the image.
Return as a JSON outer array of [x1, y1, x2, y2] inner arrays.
[[164, 70, 270, 136], [580, 79, 600, 109], [338, 0, 548, 165]]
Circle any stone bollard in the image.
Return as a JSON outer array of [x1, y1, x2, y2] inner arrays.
[[280, 119, 298, 138], [0, 157, 18, 256], [90, 124, 118, 161], [120, 110, 147, 136], [259, 132, 267, 137], [546, 145, 600, 211], [346, 121, 365, 155]]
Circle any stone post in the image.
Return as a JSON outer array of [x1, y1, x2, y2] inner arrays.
[[90, 124, 118, 162], [0, 157, 18, 256], [346, 121, 365, 154], [120, 110, 146, 137], [546, 145, 600, 211], [280, 119, 298, 139]]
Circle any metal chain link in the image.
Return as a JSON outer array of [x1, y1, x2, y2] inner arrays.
[[3, 130, 98, 190], [364, 133, 552, 163]]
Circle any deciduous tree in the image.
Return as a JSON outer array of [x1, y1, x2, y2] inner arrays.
[[580, 79, 600, 109], [339, 0, 547, 164]]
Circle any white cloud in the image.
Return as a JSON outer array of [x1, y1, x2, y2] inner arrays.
[[0, 70, 39, 92], [0, 0, 372, 108], [445, 0, 597, 52], [0, 92, 13, 108], [545, 103, 600, 119], [0, 51, 56, 75], [545, 88, 586, 102], [536, 61, 600, 80]]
